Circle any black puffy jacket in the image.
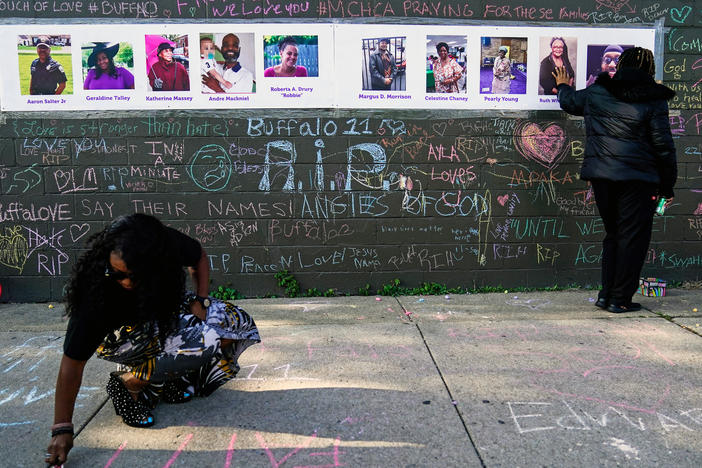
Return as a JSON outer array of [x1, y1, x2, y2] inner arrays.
[[557, 68, 677, 197]]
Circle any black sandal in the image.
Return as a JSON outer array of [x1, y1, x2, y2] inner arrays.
[[106, 372, 155, 428], [161, 380, 193, 404], [146, 380, 193, 404]]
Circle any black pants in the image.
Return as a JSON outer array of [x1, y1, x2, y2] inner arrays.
[[591, 179, 657, 306]]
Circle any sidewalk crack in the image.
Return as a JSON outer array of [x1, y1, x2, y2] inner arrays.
[[394, 297, 487, 468], [74, 396, 109, 440]]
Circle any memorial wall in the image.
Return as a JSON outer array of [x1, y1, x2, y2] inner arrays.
[[0, 1, 700, 301]]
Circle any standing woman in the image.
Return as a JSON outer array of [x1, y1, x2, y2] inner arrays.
[[264, 36, 308, 77], [83, 42, 135, 90], [554, 47, 677, 312], [432, 42, 463, 93], [491, 46, 512, 94], [539, 37, 573, 95], [45, 214, 260, 467]]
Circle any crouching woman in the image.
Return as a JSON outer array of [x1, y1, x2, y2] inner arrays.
[[45, 214, 260, 466]]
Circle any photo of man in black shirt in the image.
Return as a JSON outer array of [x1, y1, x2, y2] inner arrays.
[[30, 42, 67, 95]]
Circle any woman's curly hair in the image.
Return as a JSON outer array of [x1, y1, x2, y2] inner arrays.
[[64, 214, 185, 339]]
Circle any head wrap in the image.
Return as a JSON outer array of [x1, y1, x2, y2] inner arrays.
[[603, 44, 624, 55]]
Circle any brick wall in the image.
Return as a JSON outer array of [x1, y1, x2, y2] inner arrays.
[[1, 1, 701, 301]]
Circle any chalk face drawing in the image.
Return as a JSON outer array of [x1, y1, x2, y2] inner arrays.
[[187, 144, 232, 192], [513, 121, 568, 170], [1, 111, 700, 300]]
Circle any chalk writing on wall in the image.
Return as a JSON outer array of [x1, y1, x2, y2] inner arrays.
[[0, 0, 700, 300], [1, 109, 699, 300]]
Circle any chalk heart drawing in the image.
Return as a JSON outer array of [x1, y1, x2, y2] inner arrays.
[[53, 169, 72, 190], [670, 6, 692, 24], [70, 223, 90, 243], [513, 121, 568, 170], [432, 122, 447, 137], [0, 226, 28, 273], [497, 194, 509, 206]]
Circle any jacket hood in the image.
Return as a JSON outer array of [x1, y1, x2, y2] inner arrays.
[[595, 69, 675, 102]]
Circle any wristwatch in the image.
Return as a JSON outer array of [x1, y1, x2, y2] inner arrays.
[[194, 295, 211, 308]]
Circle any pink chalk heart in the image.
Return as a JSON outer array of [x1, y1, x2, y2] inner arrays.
[[497, 194, 509, 206], [514, 121, 568, 170]]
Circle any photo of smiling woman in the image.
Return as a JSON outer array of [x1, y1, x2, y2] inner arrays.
[[82, 42, 135, 90], [263, 35, 318, 77], [426, 35, 466, 93], [145, 34, 190, 92], [538, 36, 575, 95]]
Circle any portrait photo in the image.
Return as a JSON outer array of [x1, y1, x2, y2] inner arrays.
[[81, 41, 135, 90], [263, 35, 318, 78], [17, 35, 72, 96], [426, 35, 466, 94], [145, 34, 190, 92], [480, 37, 528, 95], [200, 33, 255, 94], [585, 44, 633, 87], [361, 36, 406, 91], [538, 36, 576, 95]]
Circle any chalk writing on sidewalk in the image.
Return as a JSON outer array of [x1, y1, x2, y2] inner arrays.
[[103, 431, 345, 468], [507, 400, 701, 434]]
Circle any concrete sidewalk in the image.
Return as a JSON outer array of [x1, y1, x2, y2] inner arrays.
[[1, 290, 701, 467]]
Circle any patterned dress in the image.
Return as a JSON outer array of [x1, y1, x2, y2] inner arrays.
[[433, 58, 463, 93], [492, 56, 512, 94], [96, 292, 260, 402]]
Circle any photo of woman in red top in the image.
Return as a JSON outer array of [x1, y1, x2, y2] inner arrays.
[[147, 40, 190, 92]]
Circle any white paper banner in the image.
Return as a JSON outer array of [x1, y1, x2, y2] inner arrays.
[[0, 24, 654, 111]]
